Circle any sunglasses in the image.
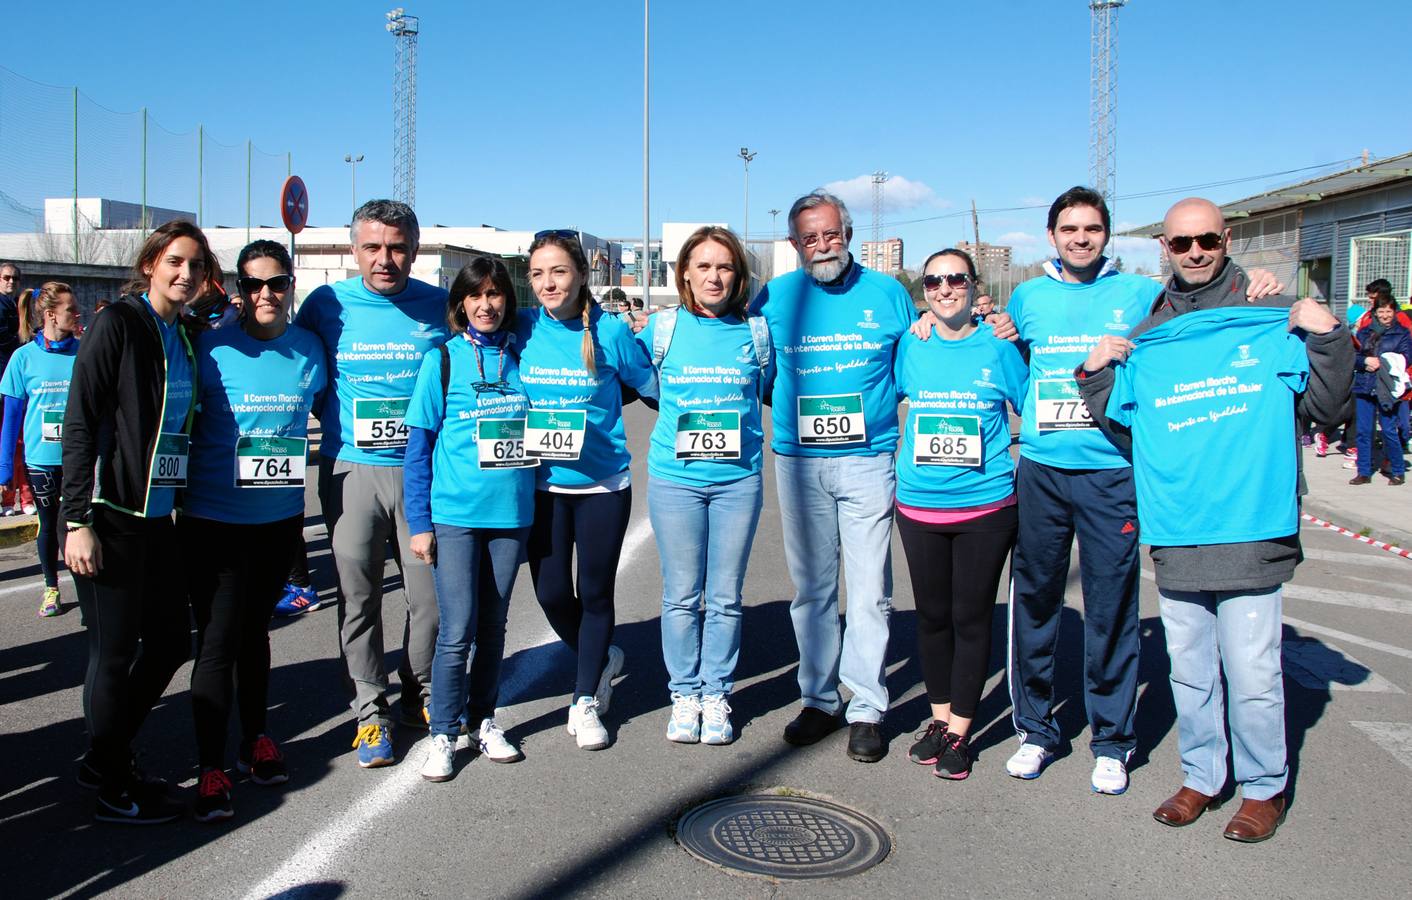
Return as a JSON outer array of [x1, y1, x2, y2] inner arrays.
[[798, 230, 844, 249], [183, 290, 232, 323], [238, 274, 294, 295], [534, 229, 579, 242], [922, 272, 972, 290], [1165, 232, 1223, 254]]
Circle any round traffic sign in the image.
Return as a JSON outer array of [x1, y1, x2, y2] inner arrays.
[[281, 175, 309, 234]]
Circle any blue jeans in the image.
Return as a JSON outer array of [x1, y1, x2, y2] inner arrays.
[[429, 524, 528, 737], [1355, 394, 1406, 476], [774, 453, 895, 724], [648, 473, 763, 697], [1158, 586, 1287, 801]]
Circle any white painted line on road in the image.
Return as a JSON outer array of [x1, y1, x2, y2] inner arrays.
[[1281, 583, 1412, 615], [1349, 722, 1412, 772], [1282, 616, 1412, 661], [245, 512, 656, 900], [0, 578, 44, 598], [1302, 547, 1411, 569], [1282, 639, 1404, 693]]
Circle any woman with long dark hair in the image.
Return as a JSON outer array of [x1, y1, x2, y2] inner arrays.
[[1350, 291, 1412, 486]]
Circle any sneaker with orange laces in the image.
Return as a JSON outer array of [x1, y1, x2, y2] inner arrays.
[[352, 723, 395, 767], [237, 734, 289, 785], [194, 768, 234, 822]]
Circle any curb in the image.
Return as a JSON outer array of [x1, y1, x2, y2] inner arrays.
[[1302, 497, 1412, 554], [0, 515, 37, 549]]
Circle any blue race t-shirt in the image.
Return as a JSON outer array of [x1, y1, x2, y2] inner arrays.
[[1007, 269, 1161, 469], [639, 311, 769, 487], [515, 304, 658, 488], [1107, 306, 1309, 546], [144, 296, 195, 519], [0, 337, 77, 468], [404, 335, 536, 529], [294, 276, 449, 466], [894, 326, 1028, 509], [749, 262, 915, 457], [183, 324, 327, 525]]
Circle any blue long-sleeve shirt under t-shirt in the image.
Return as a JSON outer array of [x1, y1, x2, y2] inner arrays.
[[294, 276, 449, 466], [515, 304, 658, 489], [894, 325, 1029, 509], [638, 311, 770, 487], [0, 335, 78, 474], [749, 262, 915, 457], [183, 324, 327, 525], [403, 335, 535, 532], [1005, 266, 1161, 469]]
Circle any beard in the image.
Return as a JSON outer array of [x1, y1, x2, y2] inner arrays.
[[804, 250, 849, 283]]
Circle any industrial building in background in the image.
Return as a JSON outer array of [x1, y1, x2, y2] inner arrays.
[[386, 7, 420, 207], [861, 238, 904, 274]]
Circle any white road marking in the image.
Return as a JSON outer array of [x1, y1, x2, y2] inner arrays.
[[1282, 639, 1404, 693], [1281, 583, 1412, 615], [0, 578, 44, 598], [1282, 616, 1412, 661], [1301, 547, 1411, 569], [1349, 722, 1412, 772], [244, 513, 656, 900]]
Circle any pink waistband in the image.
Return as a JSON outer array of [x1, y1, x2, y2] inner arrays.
[[897, 493, 1017, 525]]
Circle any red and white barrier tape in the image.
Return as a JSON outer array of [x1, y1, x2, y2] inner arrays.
[[1301, 512, 1412, 560]]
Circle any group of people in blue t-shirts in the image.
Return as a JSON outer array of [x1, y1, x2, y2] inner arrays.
[[3, 187, 1359, 846]]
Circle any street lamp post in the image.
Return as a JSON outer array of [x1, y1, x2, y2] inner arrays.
[[643, 0, 651, 309], [737, 147, 757, 242], [344, 153, 364, 213], [768, 207, 781, 240]]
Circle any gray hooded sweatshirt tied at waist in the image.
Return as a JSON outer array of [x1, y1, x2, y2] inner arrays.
[[1076, 259, 1355, 593]]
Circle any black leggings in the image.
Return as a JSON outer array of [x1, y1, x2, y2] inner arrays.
[[527, 487, 632, 697], [29, 464, 63, 588], [183, 514, 302, 769], [78, 506, 191, 792], [287, 531, 310, 588], [897, 504, 1018, 720]]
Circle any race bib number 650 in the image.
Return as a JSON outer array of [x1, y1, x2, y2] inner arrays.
[[798, 394, 866, 445]]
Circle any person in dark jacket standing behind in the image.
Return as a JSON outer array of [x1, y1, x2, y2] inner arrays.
[[1077, 197, 1352, 843], [1349, 293, 1411, 486], [63, 220, 219, 825]]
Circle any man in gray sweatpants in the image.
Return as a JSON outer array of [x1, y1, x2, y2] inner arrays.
[[295, 199, 449, 767]]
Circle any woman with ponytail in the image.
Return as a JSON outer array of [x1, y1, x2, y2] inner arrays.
[[515, 230, 657, 750], [0, 282, 81, 617]]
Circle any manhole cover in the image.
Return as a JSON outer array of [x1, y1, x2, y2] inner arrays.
[[675, 794, 890, 879]]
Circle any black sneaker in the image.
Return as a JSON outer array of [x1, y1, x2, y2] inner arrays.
[[782, 707, 841, 746], [194, 768, 234, 823], [908, 720, 950, 765], [933, 732, 972, 780], [94, 784, 182, 825], [846, 722, 886, 763], [237, 735, 289, 785], [77, 752, 169, 792]]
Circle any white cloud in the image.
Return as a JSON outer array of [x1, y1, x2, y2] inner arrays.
[[1019, 196, 1049, 207], [997, 230, 1041, 246], [821, 174, 946, 216]]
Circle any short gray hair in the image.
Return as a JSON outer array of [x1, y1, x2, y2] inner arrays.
[[350, 199, 420, 249], [787, 190, 853, 242]]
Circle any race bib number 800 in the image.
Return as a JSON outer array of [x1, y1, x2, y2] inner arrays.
[[150, 433, 189, 488], [353, 397, 411, 448], [798, 394, 866, 445], [1035, 379, 1094, 431]]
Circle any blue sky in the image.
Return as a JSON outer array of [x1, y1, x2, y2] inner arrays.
[[7, 0, 1412, 273]]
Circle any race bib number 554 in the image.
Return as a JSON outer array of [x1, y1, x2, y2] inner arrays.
[[353, 397, 411, 448]]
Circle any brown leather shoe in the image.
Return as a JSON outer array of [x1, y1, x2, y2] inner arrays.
[[1153, 786, 1221, 827], [1222, 795, 1287, 843]]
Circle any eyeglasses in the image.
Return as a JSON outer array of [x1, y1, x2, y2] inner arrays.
[[922, 273, 972, 290], [0, 274, 17, 281], [1164, 232, 1223, 254], [534, 229, 579, 241], [472, 379, 514, 395], [237, 274, 294, 295], [797, 230, 844, 249]]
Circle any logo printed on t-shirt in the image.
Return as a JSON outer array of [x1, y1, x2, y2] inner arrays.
[[857, 309, 881, 329], [1231, 344, 1260, 368]]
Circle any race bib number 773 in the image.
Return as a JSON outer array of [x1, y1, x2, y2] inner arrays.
[[1035, 379, 1094, 431]]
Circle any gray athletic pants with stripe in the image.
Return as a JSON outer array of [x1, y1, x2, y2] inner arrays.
[[320, 457, 438, 728]]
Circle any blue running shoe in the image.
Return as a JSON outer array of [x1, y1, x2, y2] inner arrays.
[[353, 724, 394, 768], [274, 584, 321, 618]]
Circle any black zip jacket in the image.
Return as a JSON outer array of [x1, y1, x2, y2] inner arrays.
[[62, 294, 196, 524]]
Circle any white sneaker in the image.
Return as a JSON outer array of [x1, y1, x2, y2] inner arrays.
[[420, 733, 455, 782], [700, 695, 734, 745], [566, 696, 609, 750], [475, 717, 523, 763], [595, 645, 625, 715], [1091, 756, 1129, 795], [1005, 743, 1053, 779], [666, 693, 702, 743]]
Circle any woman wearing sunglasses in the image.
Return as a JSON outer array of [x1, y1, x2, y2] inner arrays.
[[0, 282, 80, 617], [181, 240, 327, 822], [639, 226, 772, 746], [516, 230, 657, 750], [894, 249, 1028, 780], [63, 220, 216, 825]]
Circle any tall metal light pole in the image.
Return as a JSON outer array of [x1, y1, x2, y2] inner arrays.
[[642, 0, 650, 308], [344, 154, 364, 212], [768, 208, 781, 240], [738, 147, 757, 241], [386, 8, 420, 207], [1090, 0, 1126, 208]]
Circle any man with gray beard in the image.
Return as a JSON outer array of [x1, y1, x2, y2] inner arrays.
[[747, 190, 918, 761]]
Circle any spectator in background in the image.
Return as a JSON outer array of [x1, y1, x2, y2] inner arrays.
[[973, 292, 996, 322], [0, 266, 36, 516], [1350, 292, 1411, 486]]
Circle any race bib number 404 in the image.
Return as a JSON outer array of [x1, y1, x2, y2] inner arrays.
[[150, 433, 189, 488], [236, 435, 308, 488], [1035, 379, 1094, 431], [913, 414, 982, 467], [353, 397, 411, 448], [797, 394, 866, 445], [524, 410, 587, 461], [675, 411, 741, 460], [477, 418, 538, 469]]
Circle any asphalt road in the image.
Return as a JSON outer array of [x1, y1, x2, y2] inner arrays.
[[2, 403, 1410, 899]]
